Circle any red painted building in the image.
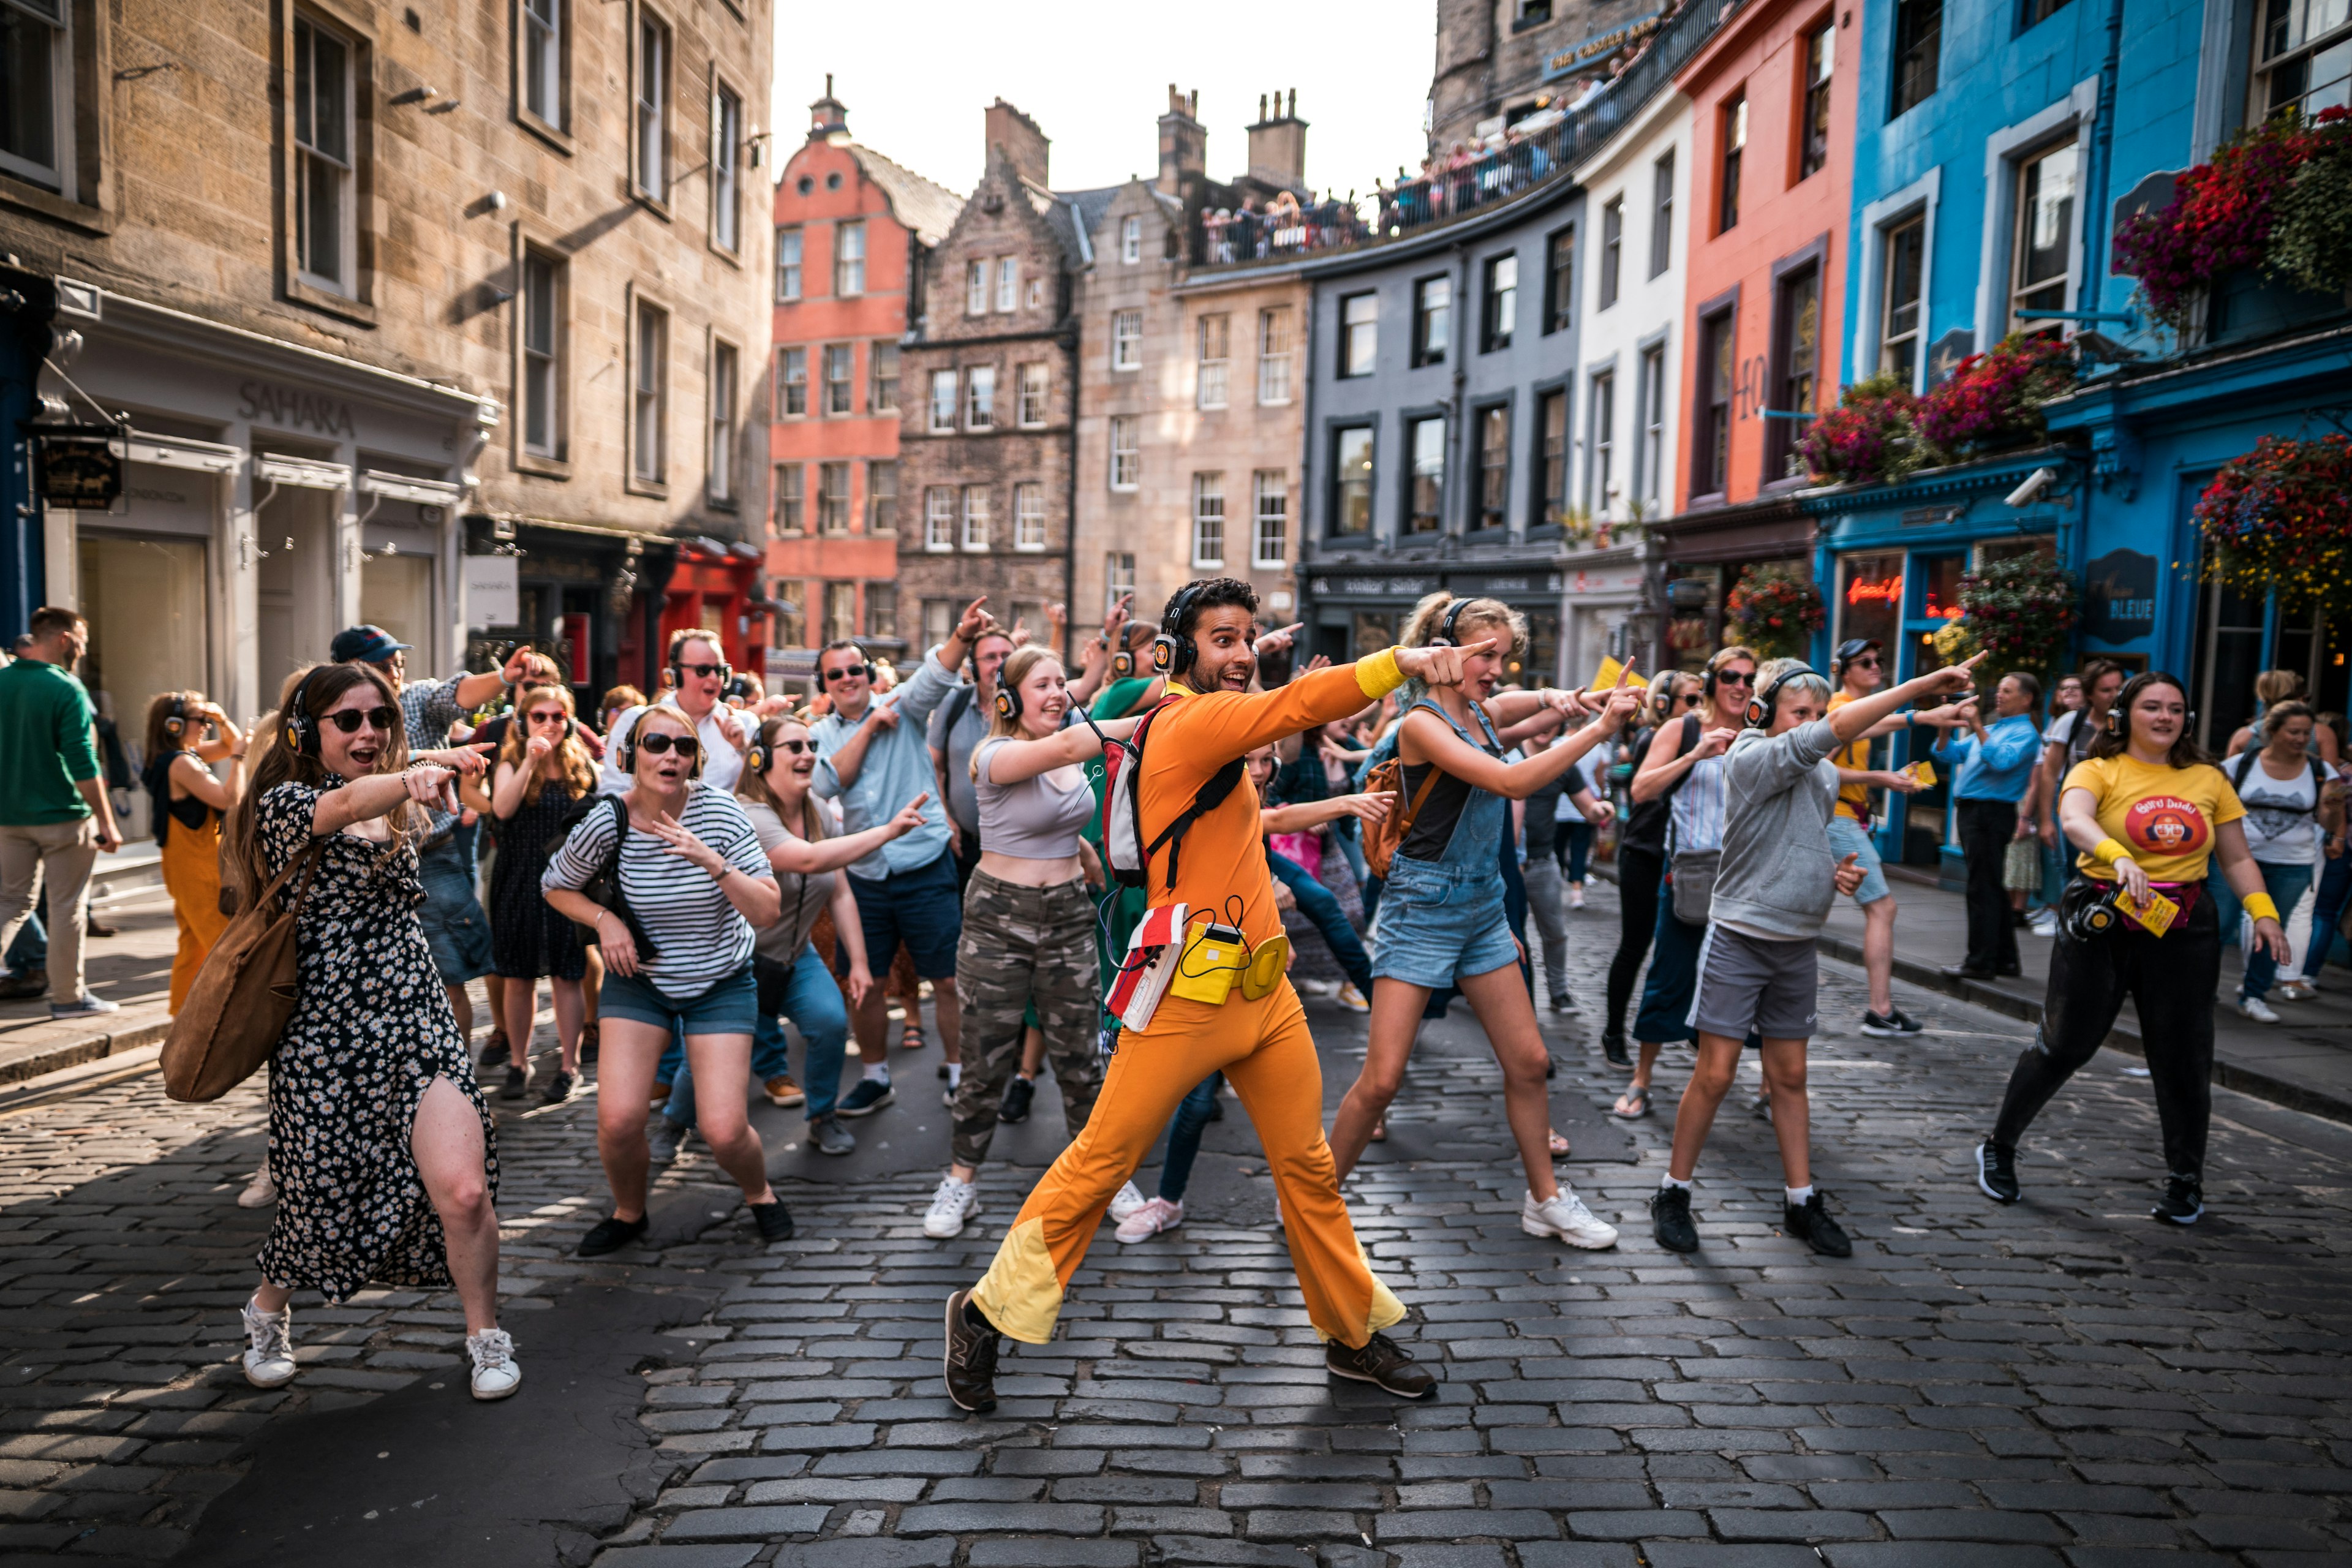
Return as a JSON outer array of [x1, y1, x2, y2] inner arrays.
[[660, 537, 770, 678], [767, 79, 962, 687]]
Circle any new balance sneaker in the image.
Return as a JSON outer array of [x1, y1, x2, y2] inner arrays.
[[1324, 1332, 1436, 1398], [1520, 1189, 1619, 1249], [1335, 982, 1370, 1013], [2152, 1173, 2204, 1226], [240, 1297, 296, 1389], [836, 1078, 894, 1118], [1651, 1185, 1699, 1253], [922, 1175, 981, 1239], [1115, 1197, 1184, 1243], [1107, 1180, 1149, 1224], [466, 1328, 521, 1401], [807, 1114, 856, 1156], [1860, 1008, 1924, 1038], [1976, 1139, 2020, 1204], [1784, 1192, 1853, 1257], [943, 1289, 1000, 1412], [998, 1074, 1035, 1124], [646, 1114, 688, 1166]]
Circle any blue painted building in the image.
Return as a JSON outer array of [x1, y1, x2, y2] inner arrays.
[[0, 264, 58, 641]]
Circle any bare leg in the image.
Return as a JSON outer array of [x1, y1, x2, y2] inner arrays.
[[551, 978, 586, 1073], [1331, 977, 1431, 1180], [1616, 1039, 1664, 1116], [253, 1280, 292, 1313], [581, 946, 602, 1022], [445, 982, 473, 1040], [499, 978, 538, 1069], [594, 1018, 667, 1221], [851, 986, 890, 1064], [412, 1075, 501, 1333], [484, 976, 510, 1041], [1756, 1037, 1813, 1190], [1861, 897, 1897, 1016], [1666, 1032, 1746, 1182], [1455, 964, 1562, 1200], [1019, 1023, 1044, 1079], [681, 1033, 777, 1206]]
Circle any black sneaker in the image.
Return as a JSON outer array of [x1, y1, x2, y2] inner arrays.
[[808, 1114, 856, 1156], [1860, 1008, 1924, 1038], [0, 971, 47, 1000], [577, 1214, 648, 1257], [1785, 1192, 1852, 1257], [538, 1069, 575, 1106], [1602, 1031, 1631, 1069], [836, 1079, 894, 1118], [2152, 1174, 2203, 1226], [1976, 1139, 2020, 1204], [1548, 993, 1575, 1013], [1651, 1185, 1699, 1253], [478, 1030, 510, 1068], [1324, 1332, 1436, 1398], [748, 1199, 795, 1243], [998, 1075, 1035, 1125], [500, 1063, 530, 1101], [943, 1288, 1001, 1413], [578, 1022, 600, 1066]]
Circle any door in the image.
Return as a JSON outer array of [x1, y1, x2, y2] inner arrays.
[[361, 552, 435, 677], [76, 532, 209, 843], [255, 486, 337, 702]]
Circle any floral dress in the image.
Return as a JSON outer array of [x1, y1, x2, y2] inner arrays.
[[257, 779, 498, 1302]]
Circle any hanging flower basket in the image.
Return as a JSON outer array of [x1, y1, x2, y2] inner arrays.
[[2193, 433, 2352, 619], [1800, 374, 1932, 486], [1724, 564, 1825, 662], [2270, 108, 2352, 300], [1956, 552, 2078, 679], [1915, 335, 2076, 454]]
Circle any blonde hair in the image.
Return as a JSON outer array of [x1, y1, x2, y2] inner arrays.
[[627, 703, 706, 782], [2255, 669, 2305, 710], [1397, 592, 1526, 707], [970, 646, 1064, 780], [502, 684, 596, 805]]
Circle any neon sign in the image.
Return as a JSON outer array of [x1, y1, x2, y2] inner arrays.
[[1845, 574, 1902, 606]]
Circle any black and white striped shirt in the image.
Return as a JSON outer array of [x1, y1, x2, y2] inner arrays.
[[542, 785, 774, 1001]]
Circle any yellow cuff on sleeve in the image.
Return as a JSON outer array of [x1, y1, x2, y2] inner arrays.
[[1356, 647, 1406, 700], [2092, 837, 2130, 867], [2244, 892, 2281, 924]]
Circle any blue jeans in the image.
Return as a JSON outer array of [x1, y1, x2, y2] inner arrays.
[[1267, 848, 1372, 992], [1631, 873, 1706, 1045], [2234, 861, 2316, 1001], [4, 913, 44, 974], [665, 944, 848, 1123], [1155, 1071, 1223, 1204], [2304, 851, 2351, 979], [1555, 821, 1594, 884]]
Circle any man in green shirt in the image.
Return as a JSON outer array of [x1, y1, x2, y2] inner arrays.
[[0, 607, 124, 1019]]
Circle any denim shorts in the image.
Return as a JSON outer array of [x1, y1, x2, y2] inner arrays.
[[599, 964, 758, 1036], [851, 846, 962, 981], [416, 845, 492, 986], [1826, 816, 1891, 905], [1370, 855, 1521, 989]]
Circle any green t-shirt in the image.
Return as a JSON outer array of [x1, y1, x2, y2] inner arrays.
[[0, 658, 99, 825]]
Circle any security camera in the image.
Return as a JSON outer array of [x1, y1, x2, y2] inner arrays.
[[2005, 467, 2057, 508]]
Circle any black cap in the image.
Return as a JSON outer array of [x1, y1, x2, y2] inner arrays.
[[330, 625, 412, 665], [1833, 637, 1882, 670]]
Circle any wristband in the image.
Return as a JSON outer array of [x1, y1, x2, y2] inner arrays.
[[2244, 892, 2280, 924], [2091, 837, 2130, 867], [1356, 647, 1406, 700]]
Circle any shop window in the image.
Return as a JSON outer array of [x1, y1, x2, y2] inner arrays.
[[823, 344, 854, 415], [77, 534, 209, 824], [870, 341, 899, 412], [710, 81, 741, 251], [1599, 198, 1623, 308], [1918, 552, 1965, 622], [1836, 552, 1904, 654], [1637, 345, 1666, 504], [1332, 425, 1374, 536], [817, 461, 850, 534], [1879, 216, 1925, 382], [2251, 0, 2352, 121], [1, 0, 71, 194], [1104, 552, 1136, 619], [1017, 361, 1049, 425], [707, 339, 737, 503], [1537, 388, 1568, 526], [777, 346, 807, 417], [1406, 416, 1445, 533], [824, 582, 857, 644], [1769, 263, 1820, 480], [1112, 309, 1142, 370], [1693, 308, 1733, 498], [1257, 307, 1295, 404], [1197, 313, 1231, 410], [1890, 0, 1941, 117], [2011, 135, 2078, 331], [1412, 276, 1452, 367], [774, 462, 803, 533], [633, 9, 669, 202], [865, 583, 897, 642], [520, 0, 565, 133], [293, 15, 360, 295], [1589, 372, 1615, 512], [866, 460, 897, 534], [1477, 405, 1509, 529], [1109, 416, 1139, 489], [1191, 473, 1226, 568], [1253, 472, 1287, 568], [927, 368, 956, 432], [1482, 253, 1517, 352], [1544, 225, 1575, 333], [960, 485, 989, 551], [631, 300, 668, 483], [775, 227, 801, 301], [924, 486, 954, 550], [1649, 152, 1676, 277], [1339, 292, 1378, 377], [834, 220, 865, 295], [1718, 92, 1747, 233], [1014, 482, 1046, 551], [521, 251, 566, 459]]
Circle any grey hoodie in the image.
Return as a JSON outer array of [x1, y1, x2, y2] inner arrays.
[[1712, 717, 1842, 941]]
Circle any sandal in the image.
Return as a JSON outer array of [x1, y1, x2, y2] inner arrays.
[[1613, 1084, 1652, 1119], [1547, 1128, 1570, 1158], [1370, 1117, 1387, 1142], [900, 1023, 925, 1052]]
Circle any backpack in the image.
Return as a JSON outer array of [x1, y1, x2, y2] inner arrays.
[[160, 844, 323, 1102], [1359, 756, 1440, 880], [553, 794, 660, 958], [1082, 700, 1244, 895], [2229, 748, 2327, 829]]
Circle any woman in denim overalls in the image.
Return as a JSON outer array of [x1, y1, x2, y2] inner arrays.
[[1329, 593, 1644, 1250]]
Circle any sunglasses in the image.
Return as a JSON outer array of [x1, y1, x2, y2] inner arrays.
[[636, 731, 699, 758], [1850, 655, 1882, 669], [325, 706, 397, 734], [1677, 693, 1703, 707], [1716, 671, 1755, 687], [820, 666, 865, 684], [527, 710, 568, 725], [677, 662, 727, 679], [770, 737, 813, 755]]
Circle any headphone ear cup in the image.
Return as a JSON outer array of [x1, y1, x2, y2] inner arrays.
[[1151, 635, 1176, 674], [993, 687, 1016, 720], [1746, 696, 1767, 727]]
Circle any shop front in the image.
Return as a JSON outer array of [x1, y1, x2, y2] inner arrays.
[[1305, 559, 1566, 689], [660, 539, 771, 685], [461, 516, 676, 704], [1653, 494, 1814, 674]]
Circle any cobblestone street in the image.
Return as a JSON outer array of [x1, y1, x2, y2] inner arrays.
[[4, 881, 2351, 1567]]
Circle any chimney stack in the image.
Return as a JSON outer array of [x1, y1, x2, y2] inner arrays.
[[1156, 84, 1207, 198], [1246, 88, 1308, 195], [984, 98, 1050, 188]]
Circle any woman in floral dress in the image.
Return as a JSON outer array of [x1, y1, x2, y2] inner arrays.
[[219, 660, 520, 1401]]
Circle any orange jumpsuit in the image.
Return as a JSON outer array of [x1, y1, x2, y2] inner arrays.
[[159, 804, 228, 1014], [970, 651, 1409, 1349]]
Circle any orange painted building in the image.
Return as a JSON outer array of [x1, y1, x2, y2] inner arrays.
[[767, 80, 962, 687]]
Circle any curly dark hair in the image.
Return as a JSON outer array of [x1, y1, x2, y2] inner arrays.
[[1165, 577, 1259, 642], [2089, 671, 2212, 770]]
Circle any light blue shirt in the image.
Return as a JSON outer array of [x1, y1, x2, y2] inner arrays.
[[1934, 713, 2043, 804], [811, 646, 957, 880]]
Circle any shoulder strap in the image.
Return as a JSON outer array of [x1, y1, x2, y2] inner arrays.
[[1392, 764, 1444, 846], [942, 682, 977, 734], [2230, 748, 2259, 791]]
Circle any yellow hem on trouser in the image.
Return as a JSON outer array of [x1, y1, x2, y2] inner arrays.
[[1310, 1238, 1408, 1345], [970, 1216, 1063, 1345]]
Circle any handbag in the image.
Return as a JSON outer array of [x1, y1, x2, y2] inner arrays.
[[1668, 848, 1719, 925], [160, 844, 325, 1102]]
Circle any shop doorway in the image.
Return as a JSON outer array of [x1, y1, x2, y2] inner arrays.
[[255, 485, 338, 698], [75, 532, 208, 843], [2195, 581, 2344, 752], [361, 552, 435, 673]]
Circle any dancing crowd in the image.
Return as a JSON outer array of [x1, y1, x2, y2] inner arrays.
[[0, 583, 2338, 1412]]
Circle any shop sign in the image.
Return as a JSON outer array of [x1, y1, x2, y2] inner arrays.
[[1844, 571, 1902, 607], [464, 554, 519, 630], [1544, 10, 1664, 78], [33, 428, 124, 510], [238, 380, 357, 439], [2082, 549, 2157, 642]]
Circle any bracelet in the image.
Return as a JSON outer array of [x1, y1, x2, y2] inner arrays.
[[2091, 837, 2130, 867], [2244, 891, 2281, 923]]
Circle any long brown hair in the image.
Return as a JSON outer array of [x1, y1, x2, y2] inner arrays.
[[222, 662, 417, 907], [500, 684, 595, 805], [2090, 671, 2212, 770], [736, 716, 827, 841], [143, 689, 207, 763]]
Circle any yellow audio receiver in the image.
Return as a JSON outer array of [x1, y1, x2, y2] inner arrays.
[[1169, 918, 1247, 1006]]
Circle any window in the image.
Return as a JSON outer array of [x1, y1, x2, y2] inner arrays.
[[1544, 227, 1575, 333], [2023, 0, 2075, 21], [707, 340, 737, 502], [1105, 552, 1136, 618], [1650, 152, 1676, 277], [1890, 0, 1942, 116], [1518, 0, 1553, 18], [823, 344, 854, 415], [1799, 25, 1834, 179], [1027, 277, 1044, 309], [966, 260, 987, 315], [928, 369, 957, 432], [824, 582, 857, 644], [870, 341, 899, 411], [1197, 314, 1230, 409], [634, 12, 668, 202], [923, 598, 952, 646], [1014, 482, 1046, 550], [1407, 417, 1445, 533], [710, 82, 741, 251], [631, 301, 668, 483], [1694, 309, 1734, 497], [774, 464, 803, 532], [1122, 214, 1142, 263], [1256, 307, 1295, 404], [1332, 426, 1374, 536], [818, 461, 850, 533], [1537, 388, 1568, 526], [834, 221, 865, 295], [867, 461, 897, 533], [1411, 276, 1452, 366], [1879, 216, 1926, 381], [1482, 254, 1517, 352], [1109, 416, 1140, 489], [293, 16, 357, 293], [775, 579, 805, 646], [1589, 372, 1615, 510], [2012, 136, 2079, 328], [521, 252, 564, 459], [1638, 344, 1666, 503], [1771, 265, 1820, 478], [522, 0, 563, 130], [1191, 473, 1226, 568], [1252, 471, 1288, 568], [775, 227, 802, 301], [865, 583, 897, 642], [2, 0, 69, 193], [777, 346, 807, 417], [1599, 198, 1623, 308], [965, 364, 996, 429], [924, 487, 954, 549], [1339, 292, 1378, 377], [1477, 406, 1509, 529], [1111, 309, 1142, 370], [1719, 92, 1747, 233], [2252, 0, 2352, 120], [995, 257, 1017, 312], [1017, 361, 1048, 426], [960, 486, 990, 551]]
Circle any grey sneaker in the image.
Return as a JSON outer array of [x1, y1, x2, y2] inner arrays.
[[646, 1114, 688, 1166], [807, 1115, 856, 1156], [50, 993, 119, 1020]]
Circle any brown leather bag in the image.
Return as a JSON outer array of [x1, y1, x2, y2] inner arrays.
[[160, 844, 323, 1102], [1359, 757, 1442, 881]]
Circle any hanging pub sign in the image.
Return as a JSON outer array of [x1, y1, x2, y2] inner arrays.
[[32, 425, 126, 510]]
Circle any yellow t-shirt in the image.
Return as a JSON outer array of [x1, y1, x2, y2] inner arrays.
[[1828, 692, 1872, 821], [2062, 753, 2245, 884]]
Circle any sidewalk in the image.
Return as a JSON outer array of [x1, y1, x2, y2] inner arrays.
[[0, 883, 177, 1089]]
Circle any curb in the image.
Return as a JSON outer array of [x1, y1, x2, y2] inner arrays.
[[0, 1042, 164, 1117], [0, 1014, 173, 1088]]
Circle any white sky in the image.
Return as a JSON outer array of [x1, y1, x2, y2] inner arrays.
[[769, 2, 1436, 203]]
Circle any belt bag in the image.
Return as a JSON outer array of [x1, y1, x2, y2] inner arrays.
[[1669, 848, 1719, 925]]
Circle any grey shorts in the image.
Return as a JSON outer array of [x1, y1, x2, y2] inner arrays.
[[1689, 924, 1819, 1040]]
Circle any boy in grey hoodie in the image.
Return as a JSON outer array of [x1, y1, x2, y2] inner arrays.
[[1653, 652, 1984, 1261]]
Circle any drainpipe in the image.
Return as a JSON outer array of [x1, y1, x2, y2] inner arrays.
[[1295, 274, 1319, 650], [2071, 0, 2126, 653], [1061, 323, 1079, 660], [1448, 243, 1471, 567]]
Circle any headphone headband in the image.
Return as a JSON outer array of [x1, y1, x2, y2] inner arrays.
[[1746, 663, 1820, 729], [1152, 581, 1213, 679], [1430, 597, 1470, 649]]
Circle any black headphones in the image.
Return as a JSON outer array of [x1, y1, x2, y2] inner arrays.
[[1746, 664, 1821, 728], [1151, 582, 1212, 678], [993, 682, 1023, 722], [1430, 597, 1471, 648], [617, 712, 705, 778], [1702, 649, 1751, 698], [164, 694, 190, 737], [282, 668, 324, 756], [823, 648, 876, 686], [744, 721, 775, 778], [671, 656, 735, 685]]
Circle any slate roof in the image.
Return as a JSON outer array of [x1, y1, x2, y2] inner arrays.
[[1035, 183, 1122, 266], [845, 143, 965, 247]]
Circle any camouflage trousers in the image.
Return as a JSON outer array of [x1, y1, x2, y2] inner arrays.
[[951, 870, 1104, 1168]]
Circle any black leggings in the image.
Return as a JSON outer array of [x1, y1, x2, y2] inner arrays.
[[1604, 846, 1665, 1041], [1992, 879, 2219, 1178]]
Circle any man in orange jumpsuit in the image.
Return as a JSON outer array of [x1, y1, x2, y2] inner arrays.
[[943, 577, 1492, 1409]]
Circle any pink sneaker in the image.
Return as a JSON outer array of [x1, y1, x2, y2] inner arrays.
[[1114, 1196, 1184, 1243]]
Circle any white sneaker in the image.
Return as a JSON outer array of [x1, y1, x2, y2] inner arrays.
[[466, 1328, 522, 1401], [2275, 979, 2316, 1002], [236, 1166, 277, 1209], [1115, 1196, 1184, 1243], [2028, 910, 2059, 937], [1107, 1180, 1148, 1223], [240, 1297, 296, 1389], [1520, 1188, 1619, 1250], [1335, 982, 1370, 1013], [1569, 885, 1586, 910], [2239, 995, 2282, 1024], [922, 1175, 981, 1239]]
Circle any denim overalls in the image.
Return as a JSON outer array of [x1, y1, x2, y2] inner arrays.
[[1368, 698, 1523, 989]]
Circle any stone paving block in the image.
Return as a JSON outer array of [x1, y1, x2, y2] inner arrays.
[[965, 1541, 1139, 1567], [661, 1504, 831, 1540], [1822, 1547, 2064, 1567], [1640, 1548, 1823, 1567], [1514, 1548, 1642, 1568], [771, 1544, 958, 1568], [1565, 1509, 1710, 1539], [1145, 1536, 1314, 1566]]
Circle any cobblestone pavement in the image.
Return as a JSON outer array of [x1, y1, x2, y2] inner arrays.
[[2, 881, 2351, 1567]]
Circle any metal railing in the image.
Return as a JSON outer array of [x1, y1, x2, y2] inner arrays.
[[1198, 202, 1373, 264]]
